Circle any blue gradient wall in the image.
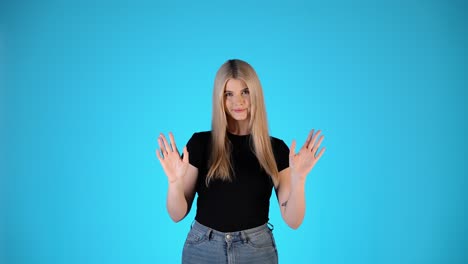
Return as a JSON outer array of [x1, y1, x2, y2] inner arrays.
[[2, 1, 467, 263]]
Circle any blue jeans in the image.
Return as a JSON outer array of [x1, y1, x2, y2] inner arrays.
[[182, 220, 278, 264]]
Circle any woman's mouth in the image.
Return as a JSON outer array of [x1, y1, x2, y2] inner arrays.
[[233, 109, 245, 113]]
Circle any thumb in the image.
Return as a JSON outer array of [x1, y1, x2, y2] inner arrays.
[[289, 139, 296, 158], [182, 146, 189, 163]]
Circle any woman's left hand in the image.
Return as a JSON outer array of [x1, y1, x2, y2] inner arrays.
[[289, 129, 326, 182]]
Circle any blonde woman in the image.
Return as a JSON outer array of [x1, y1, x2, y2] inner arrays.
[[156, 59, 325, 263]]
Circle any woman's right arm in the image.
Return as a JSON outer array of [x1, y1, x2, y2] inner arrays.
[[157, 132, 198, 222], [166, 164, 198, 222]]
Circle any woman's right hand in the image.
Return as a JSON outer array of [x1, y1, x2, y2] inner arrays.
[[156, 132, 189, 184]]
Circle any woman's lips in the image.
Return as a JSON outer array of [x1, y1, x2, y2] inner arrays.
[[233, 109, 245, 113]]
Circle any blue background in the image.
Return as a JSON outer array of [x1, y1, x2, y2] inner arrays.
[[2, 0, 467, 263]]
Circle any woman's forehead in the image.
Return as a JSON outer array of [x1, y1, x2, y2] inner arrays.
[[225, 78, 248, 91]]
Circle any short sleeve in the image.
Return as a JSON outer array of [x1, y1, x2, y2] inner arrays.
[[185, 132, 203, 169], [274, 139, 290, 172]]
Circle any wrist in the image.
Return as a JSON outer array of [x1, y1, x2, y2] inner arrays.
[[291, 174, 306, 189], [168, 178, 183, 190]]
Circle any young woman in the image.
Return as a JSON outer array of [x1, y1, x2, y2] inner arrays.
[[156, 59, 325, 263]]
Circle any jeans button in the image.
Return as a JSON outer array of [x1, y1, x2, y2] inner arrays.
[[226, 234, 231, 239]]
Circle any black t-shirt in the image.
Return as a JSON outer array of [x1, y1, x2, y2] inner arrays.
[[186, 131, 289, 232]]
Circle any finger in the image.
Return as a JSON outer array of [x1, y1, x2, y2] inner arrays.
[[160, 133, 172, 153], [182, 146, 189, 163], [156, 149, 163, 161], [157, 137, 167, 154], [302, 129, 314, 149], [315, 147, 326, 160], [307, 130, 322, 149], [169, 132, 178, 153], [290, 139, 297, 157], [312, 135, 325, 153]]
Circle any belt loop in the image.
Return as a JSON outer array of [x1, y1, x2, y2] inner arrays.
[[240, 231, 248, 243], [206, 229, 213, 241], [267, 222, 274, 231], [190, 220, 195, 229]]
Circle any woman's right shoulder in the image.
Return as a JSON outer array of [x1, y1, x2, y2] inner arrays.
[[189, 131, 212, 143], [192, 130, 211, 136]]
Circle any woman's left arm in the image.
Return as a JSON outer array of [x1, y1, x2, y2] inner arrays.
[[276, 129, 325, 229]]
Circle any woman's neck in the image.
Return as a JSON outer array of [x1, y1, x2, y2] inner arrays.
[[227, 120, 250, 135]]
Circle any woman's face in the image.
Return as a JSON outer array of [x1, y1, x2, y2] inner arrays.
[[224, 78, 251, 122]]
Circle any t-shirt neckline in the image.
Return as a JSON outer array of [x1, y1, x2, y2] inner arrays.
[[226, 131, 251, 138]]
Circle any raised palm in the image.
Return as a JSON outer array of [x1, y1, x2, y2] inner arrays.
[[289, 129, 326, 181], [156, 132, 189, 184]]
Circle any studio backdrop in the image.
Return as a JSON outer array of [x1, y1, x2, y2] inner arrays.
[[2, 1, 467, 263]]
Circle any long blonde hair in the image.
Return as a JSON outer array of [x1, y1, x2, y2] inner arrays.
[[206, 59, 279, 187]]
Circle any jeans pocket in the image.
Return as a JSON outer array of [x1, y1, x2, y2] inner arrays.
[[246, 230, 275, 249], [185, 229, 208, 245]]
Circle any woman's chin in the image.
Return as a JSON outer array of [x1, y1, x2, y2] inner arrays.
[[232, 115, 248, 121]]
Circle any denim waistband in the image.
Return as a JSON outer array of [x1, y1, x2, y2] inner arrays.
[[191, 220, 274, 243]]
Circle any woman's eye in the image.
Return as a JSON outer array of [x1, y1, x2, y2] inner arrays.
[[242, 90, 250, 95], [225, 92, 233, 97]]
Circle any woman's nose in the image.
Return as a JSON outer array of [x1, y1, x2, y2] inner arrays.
[[233, 94, 244, 104]]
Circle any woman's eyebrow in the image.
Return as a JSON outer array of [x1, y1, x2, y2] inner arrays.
[[224, 88, 249, 93]]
